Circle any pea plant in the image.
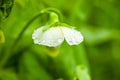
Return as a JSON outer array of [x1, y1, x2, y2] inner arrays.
[[0, 0, 92, 80]]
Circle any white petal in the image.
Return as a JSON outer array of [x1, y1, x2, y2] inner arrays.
[[32, 26, 44, 44], [61, 27, 83, 45], [32, 27, 64, 47]]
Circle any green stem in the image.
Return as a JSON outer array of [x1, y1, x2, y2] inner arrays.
[[0, 8, 61, 69], [42, 7, 62, 21], [13, 13, 43, 47], [0, 13, 44, 69]]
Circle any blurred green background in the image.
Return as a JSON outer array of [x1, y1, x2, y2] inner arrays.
[[0, 0, 120, 80]]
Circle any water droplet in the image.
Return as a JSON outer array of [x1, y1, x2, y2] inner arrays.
[[34, 40, 39, 44], [69, 40, 73, 43], [58, 38, 63, 43], [42, 40, 45, 43]]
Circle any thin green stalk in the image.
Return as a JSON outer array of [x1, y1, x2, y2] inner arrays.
[[0, 13, 43, 69], [0, 8, 62, 69]]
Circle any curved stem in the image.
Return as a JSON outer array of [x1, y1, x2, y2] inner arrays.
[[12, 13, 43, 48], [0, 8, 62, 69], [13, 8, 62, 47], [42, 7, 63, 21], [0, 13, 44, 69]]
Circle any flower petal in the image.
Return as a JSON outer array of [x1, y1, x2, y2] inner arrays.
[[32, 27, 64, 47], [61, 27, 83, 45], [32, 26, 44, 44]]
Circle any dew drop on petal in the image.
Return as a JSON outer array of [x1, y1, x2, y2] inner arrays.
[[34, 40, 39, 44], [58, 38, 64, 43], [42, 40, 45, 43], [61, 27, 83, 45], [32, 26, 45, 44], [39, 27, 64, 47]]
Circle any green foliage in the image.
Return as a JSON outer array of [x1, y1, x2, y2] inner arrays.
[[0, 0, 13, 21], [0, 0, 120, 80]]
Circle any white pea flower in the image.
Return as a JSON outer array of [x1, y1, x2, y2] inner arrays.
[[32, 26, 83, 47]]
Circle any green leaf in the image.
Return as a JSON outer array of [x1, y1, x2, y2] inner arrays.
[[0, 0, 13, 20]]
